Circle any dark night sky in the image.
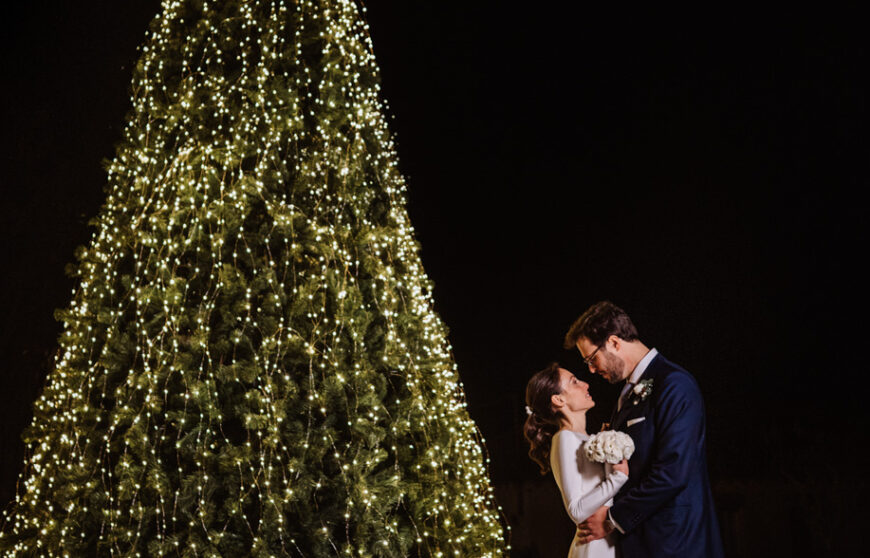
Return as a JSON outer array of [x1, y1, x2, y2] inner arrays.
[[0, 0, 865, 527]]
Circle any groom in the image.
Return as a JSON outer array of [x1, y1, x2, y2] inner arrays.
[[564, 301, 723, 558]]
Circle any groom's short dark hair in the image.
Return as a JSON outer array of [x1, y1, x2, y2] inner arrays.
[[563, 300, 640, 349]]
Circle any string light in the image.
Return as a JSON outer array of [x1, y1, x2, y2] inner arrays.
[[0, 0, 508, 556]]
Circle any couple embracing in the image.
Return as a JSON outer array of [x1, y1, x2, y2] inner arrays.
[[524, 301, 724, 558]]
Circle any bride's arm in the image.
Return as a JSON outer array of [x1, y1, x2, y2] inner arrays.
[[551, 433, 628, 524]]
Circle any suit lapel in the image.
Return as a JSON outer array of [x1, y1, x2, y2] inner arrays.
[[610, 353, 663, 429], [612, 394, 635, 429], [607, 403, 619, 430]]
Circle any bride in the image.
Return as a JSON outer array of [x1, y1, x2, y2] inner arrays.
[[524, 363, 629, 558]]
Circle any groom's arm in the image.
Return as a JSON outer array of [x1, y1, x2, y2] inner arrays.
[[609, 371, 705, 533], [575, 506, 612, 543]]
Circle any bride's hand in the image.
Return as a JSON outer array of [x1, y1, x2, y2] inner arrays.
[[613, 458, 628, 476]]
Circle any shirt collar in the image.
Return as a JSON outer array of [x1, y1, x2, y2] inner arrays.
[[628, 348, 658, 384]]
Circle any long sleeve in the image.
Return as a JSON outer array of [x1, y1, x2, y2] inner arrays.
[[550, 431, 628, 525]]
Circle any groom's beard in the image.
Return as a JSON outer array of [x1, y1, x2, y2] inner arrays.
[[600, 351, 627, 384]]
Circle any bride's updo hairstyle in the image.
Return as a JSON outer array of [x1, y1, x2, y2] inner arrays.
[[523, 362, 565, 474]]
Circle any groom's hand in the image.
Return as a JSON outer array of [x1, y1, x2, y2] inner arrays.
[[576, 506, 612, 545]]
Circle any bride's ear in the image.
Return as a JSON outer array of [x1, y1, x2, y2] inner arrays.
[[550, 393, 564, 411]]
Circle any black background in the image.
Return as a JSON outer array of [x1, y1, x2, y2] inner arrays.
[[1, 2, 865, 555]]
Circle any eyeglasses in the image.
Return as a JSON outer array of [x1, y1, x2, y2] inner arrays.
[[582, 345, 603, 367]]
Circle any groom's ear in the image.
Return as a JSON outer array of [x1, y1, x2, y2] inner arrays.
[[608, 335, 621, 351]]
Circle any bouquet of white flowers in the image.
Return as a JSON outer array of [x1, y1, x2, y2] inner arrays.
[[583, 430, 635, 464]]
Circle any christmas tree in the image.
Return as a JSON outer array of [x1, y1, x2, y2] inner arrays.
[[0, 1, 507, 556]]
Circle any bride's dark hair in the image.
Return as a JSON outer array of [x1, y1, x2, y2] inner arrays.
[[523, 362, 565, 474]]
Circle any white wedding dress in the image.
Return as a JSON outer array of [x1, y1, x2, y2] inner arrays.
[[550, 430, 628, 558]]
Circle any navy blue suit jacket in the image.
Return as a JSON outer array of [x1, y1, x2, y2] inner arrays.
[[609, 353, 724, 558]]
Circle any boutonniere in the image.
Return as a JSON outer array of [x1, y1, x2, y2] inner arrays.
[[631, 379, 653, 404]]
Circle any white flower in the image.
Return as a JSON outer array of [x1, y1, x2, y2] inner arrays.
[[583, 430, 635, 464], [632, 379, 654, 403]]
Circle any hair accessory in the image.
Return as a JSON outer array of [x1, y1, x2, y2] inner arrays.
[[525, 405, 533, 416]]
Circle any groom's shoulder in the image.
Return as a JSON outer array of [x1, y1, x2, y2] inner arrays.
[[650, 353, 692, 377], [650, 355, 701, 391]]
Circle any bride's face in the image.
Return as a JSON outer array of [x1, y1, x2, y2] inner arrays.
[[556, 368, 595, 412]]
